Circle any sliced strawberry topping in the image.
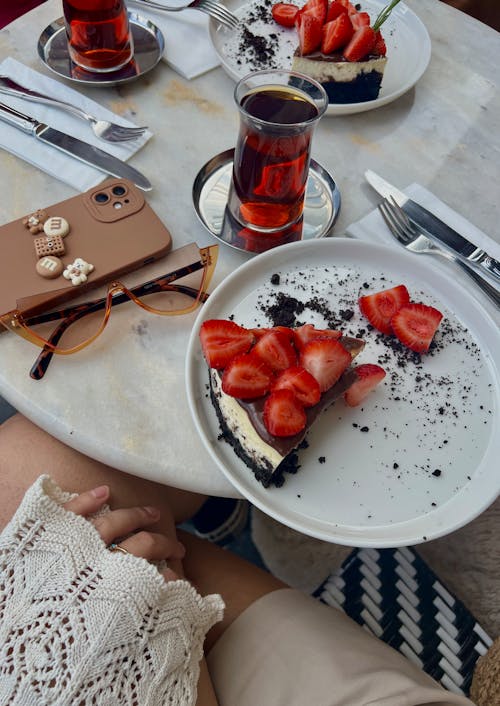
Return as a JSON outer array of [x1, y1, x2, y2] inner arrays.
[[263, 389, 307, 437], [272, 366, 321, 407], [326, 0, 348, 22], [296, 12, 323, 55], [271, 1, 300, 27], [293, 323, 342, 350], [253, 330, 298, 373], [321, 13, 354, 54], [358, 284, 410, 335], [391, 303, 443, 353], [200, 319, 254, 370], [299, 0, 328, 24], [299, 338, 351, 392], [221, 353, 273, 399], [250, 326, 294, 341], [373, 30, 387, 56], [344, 363, 386, 407], [350, 11, 370, 29], [343, 25, 376, 61]]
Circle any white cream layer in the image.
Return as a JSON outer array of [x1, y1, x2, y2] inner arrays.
[[291, 55, 387, 83], [211, 370, 284, 471]]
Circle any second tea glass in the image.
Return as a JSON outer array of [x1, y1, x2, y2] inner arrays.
[[222, 69, 328, 253]]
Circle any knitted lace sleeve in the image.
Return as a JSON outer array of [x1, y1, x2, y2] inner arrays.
[[0, 475, 225, 706]]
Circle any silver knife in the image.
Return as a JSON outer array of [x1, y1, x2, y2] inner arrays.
[[365, 170, 500, 285], [0, 102, 152, 191]]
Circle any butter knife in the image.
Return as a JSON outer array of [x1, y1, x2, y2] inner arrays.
[[365, 170, 500, 285], [0, 102, 152, 191]]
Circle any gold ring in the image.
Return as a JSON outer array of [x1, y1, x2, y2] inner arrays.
[[108, 543, 130, 555]]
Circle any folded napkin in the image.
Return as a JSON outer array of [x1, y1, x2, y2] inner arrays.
[[345, 182, 500, 316], [129, 4, 220, 79], [0, 57, 152, 192]]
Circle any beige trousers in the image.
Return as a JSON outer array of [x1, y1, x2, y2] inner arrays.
[[207, 588, 474, 706]]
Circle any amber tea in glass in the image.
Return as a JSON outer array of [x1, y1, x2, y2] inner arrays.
[[63, 0, 133, 73], [223, 70, 327, 252]]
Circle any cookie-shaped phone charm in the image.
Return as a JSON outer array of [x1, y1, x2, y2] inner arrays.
[[34, 234, 65, 258], [44, 216, 70, 239], [36, 256, 64, 279], [23, 209, 48, 234]]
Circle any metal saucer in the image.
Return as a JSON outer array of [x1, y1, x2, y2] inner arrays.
[[37, 13, 164, 88], [193, 149, 341, 253]]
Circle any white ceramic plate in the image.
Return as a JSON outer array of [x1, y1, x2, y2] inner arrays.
[[210, 0, 431, 116], [186, 239, 500, 546]]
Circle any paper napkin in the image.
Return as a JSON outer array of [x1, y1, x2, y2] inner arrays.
[[0, 57, 152, 192], [345, 182, 500, 317], [130, 6, 220, 79]]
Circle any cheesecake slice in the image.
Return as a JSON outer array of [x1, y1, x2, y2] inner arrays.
[[200, 319, 366, 487], [292, 51, 387, 104]]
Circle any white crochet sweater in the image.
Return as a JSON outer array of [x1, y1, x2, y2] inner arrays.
[[0, 476, 225, 705]]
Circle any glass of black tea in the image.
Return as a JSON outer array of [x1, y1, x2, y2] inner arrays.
[[223, 69, 328, 252], [63, 0, 134, 73]]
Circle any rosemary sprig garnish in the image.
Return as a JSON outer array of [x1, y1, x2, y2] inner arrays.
[[372, 0, 403, 31]]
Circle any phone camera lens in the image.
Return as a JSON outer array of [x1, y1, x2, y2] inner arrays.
[[112, 185, 126, 196], [94, 192, 109, 203]]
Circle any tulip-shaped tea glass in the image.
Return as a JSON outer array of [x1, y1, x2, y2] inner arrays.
[[222, 69, 328, 253], [63, 0, 134, 72]]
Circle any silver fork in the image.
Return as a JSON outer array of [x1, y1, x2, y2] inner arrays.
[[0, 76, 147, 143], [128, 0, 239, 29], [379, 198, 500, 308]]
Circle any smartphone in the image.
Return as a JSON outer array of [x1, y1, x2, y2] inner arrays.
[[0, 178, 172, 317]]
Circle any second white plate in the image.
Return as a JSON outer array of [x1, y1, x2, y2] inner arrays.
[[210, 0, 431, 116], [186, 238, 499, 546]]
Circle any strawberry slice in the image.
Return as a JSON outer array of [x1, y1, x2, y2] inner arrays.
[[271, 2, 300, 27], [321, 13, 354, 54], [299, 0, 328, 24], [358, 284, 410, 335], [326, 0, 348, 22], [299, 338, 351, 392], [338, 0, 357, 12], [250, 326, 294, 341], [343, 25, 376, 61], [373, 30, 387, 56], [296, 12, 323, 55], [253, 330, 298, 372], [344, 363, 386, 407], [272, 366, 321, 407], [221, 353, 273, 399], [293, 323, 342, 350], [200, 319, 254, 369], [391, 303, 443, 353], [350, 11, 370, 29], [263, 389, 307, 437]]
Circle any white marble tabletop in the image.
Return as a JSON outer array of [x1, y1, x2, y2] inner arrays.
[[0, 0, 499, 498]]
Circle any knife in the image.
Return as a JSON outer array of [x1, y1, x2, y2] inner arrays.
[[0, 102, 152, 191], [365, 170, 500, 285]]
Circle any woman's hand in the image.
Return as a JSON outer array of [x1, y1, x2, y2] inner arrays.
[[63, 485, 185, 581]]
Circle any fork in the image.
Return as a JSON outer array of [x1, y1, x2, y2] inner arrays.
[[0, 76, 147, 143], [379, 198, 500, 308], [128, 0, 239, 28]]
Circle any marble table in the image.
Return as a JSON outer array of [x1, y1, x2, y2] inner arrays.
[[0, 0, 499, 498]]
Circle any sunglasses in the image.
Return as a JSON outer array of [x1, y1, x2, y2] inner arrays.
[[0, 243, 218, 380]]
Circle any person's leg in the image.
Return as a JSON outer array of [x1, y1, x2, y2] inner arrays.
[[0, 413, 207, 532]]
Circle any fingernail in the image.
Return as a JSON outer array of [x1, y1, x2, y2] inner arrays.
[[143, 505, 160, 517], [177, 542, 186, 557], [91, 485, 108, 499]]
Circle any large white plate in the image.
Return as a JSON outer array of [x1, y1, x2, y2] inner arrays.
[[186, 239, 499, 546], [210, 0, 431, 116]]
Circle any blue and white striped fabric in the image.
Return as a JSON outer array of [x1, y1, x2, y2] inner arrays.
[[315, 547, 492, 697]]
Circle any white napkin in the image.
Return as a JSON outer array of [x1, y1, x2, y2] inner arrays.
[[345, 182, 500, 315], [129, 4, 220, 79], [0, 57, 152, 192]]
